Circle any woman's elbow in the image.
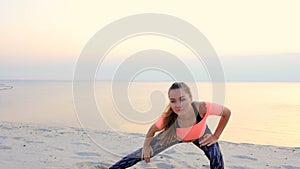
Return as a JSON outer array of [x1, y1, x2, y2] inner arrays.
[[222, 107, 231, 118]]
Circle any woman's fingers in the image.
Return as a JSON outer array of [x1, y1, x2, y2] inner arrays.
[[142, 146, 153, 163], [150, 148, 154, 157], [199, 134, 210, 146], [143, 151, 150, 163], [142, 152, 150, 163], [146, 146, 154, 163], [141, 150, 144, 161], [199, 134, 218, 146], [143, 151, 151, 163], [206, 136, 217, 146], [144, 157, 150, 163]]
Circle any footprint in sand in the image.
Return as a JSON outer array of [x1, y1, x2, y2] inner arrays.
[[25, 140, 45, 144], [184, 152, 199, 156], [74, 162, 110, 169], [282, 165, 300, 169], [71, 142, 91, 147], [156, 162, 174, 168], [233, 155, 257, 161], [0, 136, 7, 139], [229, 166, 249, 169], [0, 145, 12, 150], [75, 152, 101, 157], [48, 146, 64, 151], [12, 137, 24, 141]]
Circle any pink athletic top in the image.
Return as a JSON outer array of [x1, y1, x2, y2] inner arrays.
[[155, 102, 223, 141]]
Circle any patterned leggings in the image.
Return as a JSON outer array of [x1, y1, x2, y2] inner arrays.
[[109, 132, 224, 169]]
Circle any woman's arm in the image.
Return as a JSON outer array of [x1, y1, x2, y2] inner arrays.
[[143, 123, 160, 146], [142, 123, 161, 163], [199, 106, 231, 146], [212, 106, 231, 139]]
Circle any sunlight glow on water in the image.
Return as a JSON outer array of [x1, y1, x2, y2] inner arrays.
[[0, 81, 299, 147]]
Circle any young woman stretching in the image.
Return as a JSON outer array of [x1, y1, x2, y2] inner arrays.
[[109, 82, 231, 169]]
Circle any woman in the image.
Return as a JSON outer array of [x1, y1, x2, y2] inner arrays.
[[109, 82, 231, 169]]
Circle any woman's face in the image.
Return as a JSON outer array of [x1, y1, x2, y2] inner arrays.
[[168, 88, 192, 114]]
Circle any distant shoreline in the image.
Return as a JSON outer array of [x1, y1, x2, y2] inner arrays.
[[0, 83, 13, 90]]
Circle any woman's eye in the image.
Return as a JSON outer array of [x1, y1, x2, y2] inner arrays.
[[180, 98, 186, 101], [170, 100, 176, 103]]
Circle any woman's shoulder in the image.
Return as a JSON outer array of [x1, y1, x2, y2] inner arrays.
[[192, 101, 208, 108], [192, 101, 207, 116], [192, 101, 224, 116]]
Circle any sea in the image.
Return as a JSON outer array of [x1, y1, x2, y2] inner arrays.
[[0, 81, 299, 148]]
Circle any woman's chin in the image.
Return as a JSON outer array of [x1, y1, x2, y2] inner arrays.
[[174, 110, 183, 114]]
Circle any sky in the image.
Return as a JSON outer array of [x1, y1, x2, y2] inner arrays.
[[0, 0, 299, 81]]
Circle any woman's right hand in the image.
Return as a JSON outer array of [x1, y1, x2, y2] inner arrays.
[[141, 145, 154, 163]]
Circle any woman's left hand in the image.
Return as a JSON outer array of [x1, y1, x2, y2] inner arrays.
[[199, 134, 218, 147]]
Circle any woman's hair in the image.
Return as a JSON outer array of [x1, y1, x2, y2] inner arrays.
[[159, 82, 192, 144]]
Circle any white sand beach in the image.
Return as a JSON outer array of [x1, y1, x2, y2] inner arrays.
[[0, 121, 299, 169]]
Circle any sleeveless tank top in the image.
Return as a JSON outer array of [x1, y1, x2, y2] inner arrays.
[[155, 102, 223, 141], [175, 102, 211, 141]]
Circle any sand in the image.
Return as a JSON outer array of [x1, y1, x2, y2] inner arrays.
[[0, 121, 299, 169]]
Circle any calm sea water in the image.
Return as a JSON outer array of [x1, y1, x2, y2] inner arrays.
[[0, 81, 299, 147]]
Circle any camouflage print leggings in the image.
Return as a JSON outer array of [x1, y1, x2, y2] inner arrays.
[[109, 132, 224, 169]]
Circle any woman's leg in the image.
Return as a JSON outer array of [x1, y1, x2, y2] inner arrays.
[[193, 140, 224, 169], [109, 132, 180, 169]]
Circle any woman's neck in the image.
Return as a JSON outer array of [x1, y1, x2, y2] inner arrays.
[[176, 105, 196, 127]]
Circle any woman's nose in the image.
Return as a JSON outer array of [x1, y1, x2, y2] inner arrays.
[[175, 102, 181, 107]]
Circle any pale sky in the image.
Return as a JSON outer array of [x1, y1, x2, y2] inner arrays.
[[0, 0, 299, 81]]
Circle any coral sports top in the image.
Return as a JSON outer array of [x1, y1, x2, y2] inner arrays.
[[155, 102, 223, 141]]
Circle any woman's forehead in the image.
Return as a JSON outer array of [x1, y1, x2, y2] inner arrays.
[[168, 88, 188, 98]]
